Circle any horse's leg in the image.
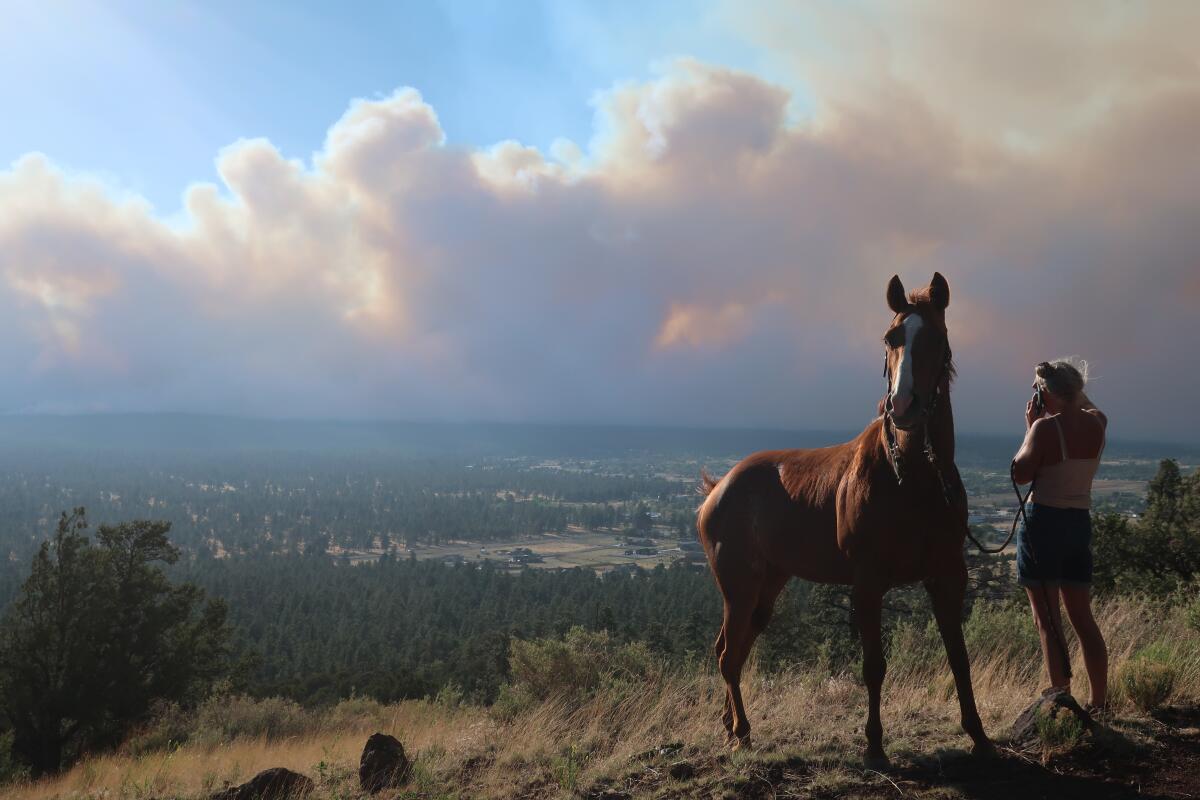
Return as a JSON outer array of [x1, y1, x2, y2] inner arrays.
[[718, 594, 755, 748], [716, 570, 787, 749], [713, 627, 733, 737], [720, 594, 748, 743], [925, 570, 994, 757], [853, 580, 888, 769]]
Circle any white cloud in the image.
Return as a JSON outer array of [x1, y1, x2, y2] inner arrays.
[[0, 32, 1198, 436]]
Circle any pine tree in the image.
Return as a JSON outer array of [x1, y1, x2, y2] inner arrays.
[[0, 510, 229, 774], [1092, 460, 1200, 594], [0, 511, 101, 774]]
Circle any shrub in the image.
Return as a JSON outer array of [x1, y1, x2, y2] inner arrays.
[[886, 619, 942, 681], [124, 700, 194, 755], [323, 695, 387, 731], [434, 682, 465, 709], [192, 694, 310, 744], [506, 626, 657, 706], [963, 601, 1040, 674], [0, 730, 29, 784], [552, 744, 587, 792], [1185, 590, 1200, 634], [1118, 643, 1176, 712], [490, 684, 536, 722], [1034, 707, 1086, 750]]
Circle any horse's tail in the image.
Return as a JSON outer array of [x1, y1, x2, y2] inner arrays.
[[697, 467, 722, 497]]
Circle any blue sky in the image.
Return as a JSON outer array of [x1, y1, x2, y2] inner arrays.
[[1, 0, 773, 211]]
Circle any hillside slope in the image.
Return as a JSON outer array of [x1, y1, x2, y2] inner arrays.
[[5, 596, 1198, 799]]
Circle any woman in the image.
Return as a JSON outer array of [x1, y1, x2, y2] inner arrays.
[[1011, 358, 1109, 710]]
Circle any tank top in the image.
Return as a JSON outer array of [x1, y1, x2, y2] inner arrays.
[[1031, 415, 1104, 510]]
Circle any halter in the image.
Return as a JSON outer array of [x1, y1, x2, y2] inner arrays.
[[880, 339, 954, 500], [880, 337, 1016, 556]]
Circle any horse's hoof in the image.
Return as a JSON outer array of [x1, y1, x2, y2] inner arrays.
[[731, 734, 752, 752], [863, 752, 891, 772], [972, 739, 997, 760]]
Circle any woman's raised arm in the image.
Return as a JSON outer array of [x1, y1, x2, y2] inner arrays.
[[1012, 419, 1046, 485]]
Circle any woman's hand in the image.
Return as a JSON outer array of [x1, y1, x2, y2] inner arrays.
[[1025, 397, 1041, 429], [1014, 402, 1042, 484]]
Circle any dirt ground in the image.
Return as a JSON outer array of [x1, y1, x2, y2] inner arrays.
[[582, 705, 1200, 800]]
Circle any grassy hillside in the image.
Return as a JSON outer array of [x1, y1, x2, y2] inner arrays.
[[5, 594, 1198, 799]]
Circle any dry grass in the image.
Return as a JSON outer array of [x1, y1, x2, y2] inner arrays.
[[2, 703, 495, 800], [5, 595, 1198, 800]]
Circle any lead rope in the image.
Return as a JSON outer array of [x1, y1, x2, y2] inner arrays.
[[882, 345, 1072, 682], [881, 346, 1014, 555]]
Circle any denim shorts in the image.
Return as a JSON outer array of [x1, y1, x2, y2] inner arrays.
[[1016, 503, 1093, 588]]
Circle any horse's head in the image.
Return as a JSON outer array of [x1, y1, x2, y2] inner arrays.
[[882, 272, 953, 431]]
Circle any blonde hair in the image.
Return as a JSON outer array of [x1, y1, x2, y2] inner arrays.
[[1035, 357, 1089, 404]]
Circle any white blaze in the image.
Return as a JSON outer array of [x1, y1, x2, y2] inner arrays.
[[890, 313, 924, 417]]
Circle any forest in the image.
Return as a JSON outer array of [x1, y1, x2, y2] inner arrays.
[[0, 417, 1196, 779]]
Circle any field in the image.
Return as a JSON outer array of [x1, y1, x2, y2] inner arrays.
[[336, 526, 698, 573]]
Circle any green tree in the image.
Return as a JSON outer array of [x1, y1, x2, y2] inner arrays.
[[0, 510, 100, 774], [1146, 459, 1185, 528], [631, 502, 652, 534], [0, 510, 228, 774], [1093, 460, 1200, 595], [91, 519, 229, 749]]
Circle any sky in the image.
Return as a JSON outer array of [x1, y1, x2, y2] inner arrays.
[[0, 0, 1197, 440]]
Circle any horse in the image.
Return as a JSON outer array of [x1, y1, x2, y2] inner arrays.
[[696, 272, 993, 768]]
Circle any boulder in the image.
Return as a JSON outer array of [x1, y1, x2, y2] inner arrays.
[[1010, 687, 1096, 748], [209, 767, 314, 800], [359, 732, 411, 793]]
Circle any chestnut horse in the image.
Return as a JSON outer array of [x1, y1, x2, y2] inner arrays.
[[696, 273, 993, 768]]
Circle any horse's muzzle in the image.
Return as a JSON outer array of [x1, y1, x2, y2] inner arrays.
[[886, 395, 923, 430]]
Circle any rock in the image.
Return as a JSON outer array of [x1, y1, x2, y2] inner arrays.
[[633, 741, 683, 761], [591, 790, 632, 800], [1010, 687, 1096, 748], [668, 760, 695, 780], [209, 767, 314, 800], [359, 732, 411, 793], [583, 776, 631, 800]]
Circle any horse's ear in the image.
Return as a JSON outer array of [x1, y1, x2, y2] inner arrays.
[[887, 275, 909, 314], [930, 272, 949, 310]]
